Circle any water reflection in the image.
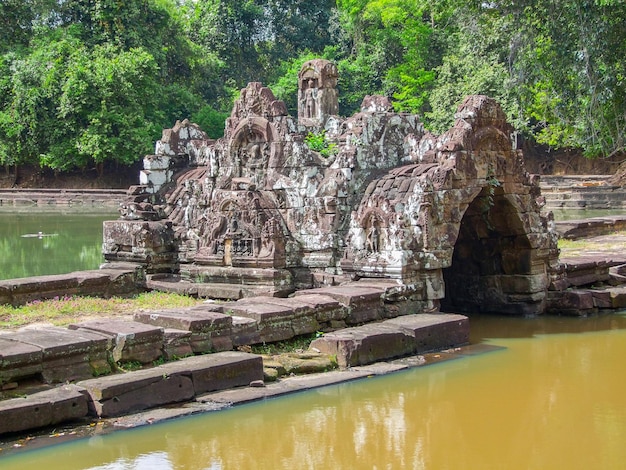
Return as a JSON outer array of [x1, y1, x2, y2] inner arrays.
[[3, 314, 626, 470], [0, 208, 117, 279]]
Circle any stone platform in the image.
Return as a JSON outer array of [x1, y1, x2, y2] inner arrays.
[[0, 280, 472, 436]]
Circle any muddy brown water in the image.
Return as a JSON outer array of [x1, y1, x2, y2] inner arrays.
[[2, 313, 626, 469]]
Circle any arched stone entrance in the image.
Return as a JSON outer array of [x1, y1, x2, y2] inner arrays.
[[441, 186, 544, 315]]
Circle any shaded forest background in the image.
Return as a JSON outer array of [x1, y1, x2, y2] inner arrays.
[[1, 0, 625, 181]]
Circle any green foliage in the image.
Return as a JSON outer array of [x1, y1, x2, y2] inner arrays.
[[2, 0, 625, 173], [305, 130, 338, 157], [192, 106, 230, 139]]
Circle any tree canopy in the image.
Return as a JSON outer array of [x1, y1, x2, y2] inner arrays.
[[1, 0, 625, 173]]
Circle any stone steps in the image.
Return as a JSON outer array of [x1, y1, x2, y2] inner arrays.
[[145, 275, 293, 299], [0, 188, 127, 207], [0, 280, 473, 436], [0, 351, 263, 434], [539, 179, 626, 210]]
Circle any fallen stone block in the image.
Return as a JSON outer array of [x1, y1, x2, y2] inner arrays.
[[70, 319, 164, 365], [310, 323, 415, 368], [231, 316, 260, 346], [588, 289, 613, 309], [0, 275, 79, 306], [162, 329, 193, 360], [310, 313, 470, 368], [268, 352, 337, 375], [0, 337, 43, 385], [384, 314, 469, 352], [6, 327, 111, 383], [237, 297, 322, 336], [0, 385, 88, 435]]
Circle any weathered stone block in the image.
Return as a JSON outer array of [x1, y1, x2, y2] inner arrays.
[[499, 274, 548, 294], [143, 154, 171, 171], [310, 323, 415, 368], [0, 284, 11, 305], [384, 314, 469, 352], [231, 316, 260, 346], [609, 286, 626, 308], [0, 337, 43, 385], [546, 290, 596, 316], [299, 286, 384, 325], [6, 327, 110, 383], [159, 351, 263, 395], [162, 329, 193, 360], [78, 368, 195, 417], [135, 308, 232, 332], [227, 302, 296, 343], [0, 385, 88, 435], [589, 289, 613, 309], [290, 293, 347, 323], [71, 320, 164, 364], [134, 308, 233, 353]]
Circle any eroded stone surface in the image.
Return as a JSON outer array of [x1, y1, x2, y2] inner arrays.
[[77, 351, 262, 417], [0, 385, 88, 435], [70, 320, 164, 364], [102, 60, 559, 317], [4, 327, 110, 383], [310, 313, 469, 367]]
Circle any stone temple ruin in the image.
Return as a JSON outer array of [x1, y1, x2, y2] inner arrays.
[[104, 59, 560, 316]]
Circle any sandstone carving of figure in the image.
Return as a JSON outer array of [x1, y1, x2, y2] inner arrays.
[[366, 220, 380, 253], [260, 218, 278, 257], [184, 194, 198, 228], [228, 214, 239, 234], [304, 79, 318, 119]]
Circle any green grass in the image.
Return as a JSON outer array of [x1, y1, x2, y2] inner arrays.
[[0, 291, 203, 329]]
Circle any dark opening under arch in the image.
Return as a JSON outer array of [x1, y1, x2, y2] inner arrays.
[[441, 186, 544, 315]]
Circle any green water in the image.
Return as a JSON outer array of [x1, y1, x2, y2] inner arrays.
[[0, 208, 118, 280], [2, 314, 626, 469]]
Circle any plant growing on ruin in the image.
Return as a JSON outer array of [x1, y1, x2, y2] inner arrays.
[[479, 165, 502, 230], [305, 130, 338, 158]]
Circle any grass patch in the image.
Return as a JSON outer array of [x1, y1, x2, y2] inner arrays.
[[0, 291, 203, 330], [250, 332, 323, 355]]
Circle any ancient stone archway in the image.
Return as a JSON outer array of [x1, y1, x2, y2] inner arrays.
[[441, 186, 544, 315]]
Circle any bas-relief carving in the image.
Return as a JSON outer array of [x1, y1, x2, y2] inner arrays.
[[108, 61, 558, 312]]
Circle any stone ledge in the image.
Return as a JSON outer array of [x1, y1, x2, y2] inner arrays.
[[76, 351, 262, 418], [310, 313, 469, 367], [0, 385, 88, 435], [0, 268, 142, 307]]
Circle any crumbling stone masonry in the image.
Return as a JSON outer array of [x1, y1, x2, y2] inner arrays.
[[103, 59, 559, 315]]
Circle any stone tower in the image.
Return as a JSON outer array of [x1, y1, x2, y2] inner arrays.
[[297, 59, 339, 127]]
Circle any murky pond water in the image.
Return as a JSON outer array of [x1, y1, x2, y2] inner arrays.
[[0, 208, 118, 280], [2, 313, 626, 470]]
